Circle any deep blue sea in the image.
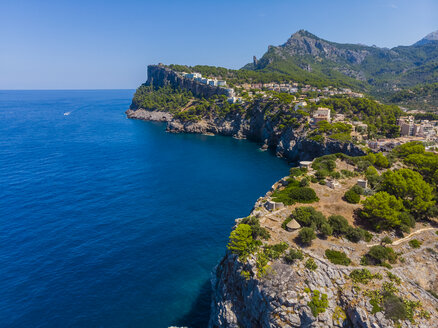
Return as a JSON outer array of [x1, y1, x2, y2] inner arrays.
[[0, 90, 290, 328]]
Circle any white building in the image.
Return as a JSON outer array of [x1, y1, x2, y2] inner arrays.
[[313, 107, 331, 123], [185, 72, 202, 79], [217, 80, 227, 86]]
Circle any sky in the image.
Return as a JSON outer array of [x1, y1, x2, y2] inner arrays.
[[0, 0, 437, 89]]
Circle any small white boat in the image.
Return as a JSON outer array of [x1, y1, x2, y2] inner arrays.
[[64, 112, 71, 116]]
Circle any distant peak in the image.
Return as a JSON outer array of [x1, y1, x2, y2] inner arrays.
[[414, 30, 438, 46], [290, 29, 319, 40]]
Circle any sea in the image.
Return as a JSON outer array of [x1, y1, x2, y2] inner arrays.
[[0, 90, 290, 328]]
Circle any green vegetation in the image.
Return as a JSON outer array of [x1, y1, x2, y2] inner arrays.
[[263, 242, 288, 260], [299, 227, 316, 245], [308, 121, 352, 143], [317, 98, 402, 138], [361, 245, 397, 267], [349, 269, 382, 284], [381, 236, 392, 245], [361, 151, 437, 231], [307, 290, 329, 317], [227, 224, 258, 260], [332, 306, 347, 325], [130, 85, 192, 112], [387, 272, 401, 285], [362, 192, 405, 231], [240, 216, 271, 240], [328, 215, 350, 235], [325, 214, 372, 242], [168, 63, 294, 85], [240, 270, 251, 280], [344, 189, 361, 204], [364, 280, 428, 323], [305, 258, 318, 271], [325, 249, 352, 265], [272, 178, 318, 205], [389, 82, 438, 111], [284, 248, 304, 264], [381, 169, 435, 217], [289, 167, 307, 177], [408, 239, 422, 248], [255, 242, 289, 277]]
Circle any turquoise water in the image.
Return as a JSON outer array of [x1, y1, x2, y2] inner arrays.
[[0, 90, 290, 327]]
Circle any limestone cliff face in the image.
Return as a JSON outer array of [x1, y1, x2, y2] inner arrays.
[[127, 105, 364, 163], [128, 65, 365, 162], [144, 65, 229, 99], [209, 195, 438, 328]]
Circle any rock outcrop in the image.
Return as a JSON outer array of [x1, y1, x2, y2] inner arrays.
[[127, 66, 365, 162], [209, 195, 438, 328], [143, 65, 230, 100]]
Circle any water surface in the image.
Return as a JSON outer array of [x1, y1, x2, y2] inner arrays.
[[0, 90, 290, 327]]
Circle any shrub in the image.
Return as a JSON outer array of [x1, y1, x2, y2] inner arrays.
[[381, 236, 392, 245], [285, 207, 326, 229], [291, 187, 319, 203], [305, 258, 318, 271], [361, 245, 397, 266], [240, 216, 271, 240], [361, 229, 374, 242], [300, 177, 310, 187], [284, 248, 304, 264], [350, 184, 364, 195], [349, 269, 381, 284], [315, 169, 329, 180], [386, 272, 401, 285], [408, 239, 422, 248], [272, 181, 319, 205], [240, 270, 251, 280], [328, 215, 350, 236], [227, 224, 256, 259], [345, 227, 362, 243], [290, 167, 307, 177], [341, 169, 357, 178], [307, 290, 329, 316], [256, 252, 270, 277], [320, 223, 333, 238], [383, 293, 407, 322], [263, 242, 288, 260], [325, 249, 352, 265], [299, 227, 316, 245], [344, 189, 360, 204]]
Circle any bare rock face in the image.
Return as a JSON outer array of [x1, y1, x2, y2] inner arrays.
[[208, 193, 438, 328], [144, 65, 230, 100], [209, 252, 438, 328], [280, 30, 371, 65]]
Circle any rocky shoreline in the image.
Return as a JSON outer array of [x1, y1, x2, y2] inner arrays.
[[126, 107, 365, 162], [127, 108, 438, 327]]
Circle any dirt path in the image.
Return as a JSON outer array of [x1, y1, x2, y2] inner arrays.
[[366, 227, 436, 247]]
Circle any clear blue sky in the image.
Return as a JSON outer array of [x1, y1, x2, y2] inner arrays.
[[1, 0, 437, 89]]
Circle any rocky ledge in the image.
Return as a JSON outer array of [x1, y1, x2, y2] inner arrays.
[[209, 190, 438, 328], [127, 106, 365, 162]]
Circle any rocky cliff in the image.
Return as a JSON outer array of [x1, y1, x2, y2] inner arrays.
[[209, 190, 438, 328], [127, 66, 365, 162], [144, 65, 230, 100]]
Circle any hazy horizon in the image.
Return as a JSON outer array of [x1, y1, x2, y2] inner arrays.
[[1, 0, 437, 90]]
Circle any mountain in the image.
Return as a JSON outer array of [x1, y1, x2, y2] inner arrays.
[[415, 30, 438, 46], [245, 30, 438, 107]]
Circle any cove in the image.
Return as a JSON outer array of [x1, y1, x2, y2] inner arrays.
[[0, 90, 290, 327]]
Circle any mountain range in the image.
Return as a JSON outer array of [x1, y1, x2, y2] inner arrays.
[[244, 30, 438, 110]]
